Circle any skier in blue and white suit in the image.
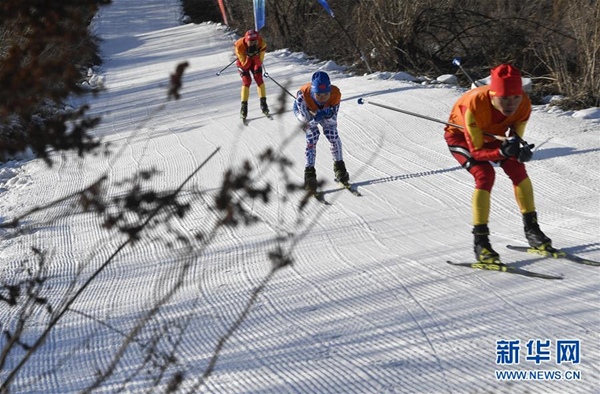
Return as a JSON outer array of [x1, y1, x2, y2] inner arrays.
[[293, 71, 349, 192]]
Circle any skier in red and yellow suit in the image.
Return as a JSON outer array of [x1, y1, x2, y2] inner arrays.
[[235, 30, 268, 119], [444, 64, 552, 263]]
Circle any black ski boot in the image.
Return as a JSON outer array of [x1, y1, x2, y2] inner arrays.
[[240, 101, 248, 120], [473, 224, 501, 263], [260, 97, 269, 116], [523, 211, 552, 249], [304, 166, 318, 192], [333, 160, 349, 184]]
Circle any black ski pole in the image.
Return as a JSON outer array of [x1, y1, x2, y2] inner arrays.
[[331, 16, 372, 74], [263, 64, 296, 99], [452, 57, 481, 87], [357, 98, 532, 146], [358, 98, 462, 128], [216, 59, 237, 76]]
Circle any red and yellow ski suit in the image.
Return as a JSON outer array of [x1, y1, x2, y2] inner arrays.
[[234, 36, 267, 101], [444, 85, 535, 225]]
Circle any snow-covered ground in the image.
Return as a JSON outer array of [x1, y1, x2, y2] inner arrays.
[[1, 0, 599, 393]]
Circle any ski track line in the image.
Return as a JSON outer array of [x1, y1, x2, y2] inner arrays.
[[134, 108, 161, 167], [336, 207, 479, 376], [182, 191, 377, 391], [15, 235, 154, 394], [161, 106, 201, 166], [319, 210, 461, 391], [145, 124, 196, 193], [437, 258, 599, 337], [343, 108, 423, 176], [246, 297, 354, 393], [342, 103, 464, 211], [272, 277, 404, 392], [145, 252, 217, 361], [252, 138, 308, 235], [218, 225, 295, 389], [22, 319, 108, 393], [262, 212, 422, 387], [179, 191, 236, 369], [192, 227, 292, 392], [194, 200, 317, 325], [321, 225, 453, 392], [88, 252, 188, 388], [354, 266, 502, 393], [529, 162, 597, 209], [392, 253, 599, 394], [209, 117, 307, 238], [471, 275, 557, 338], [261, 237, 409, 392], [492, 289, 599, 335], [381, 277, 454, 393], [345, 208, 407, 255], [413, 278, 556, 393], [284, 219, 448, 390]]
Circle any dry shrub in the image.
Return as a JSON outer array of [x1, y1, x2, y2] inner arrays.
[[193, 0, 598, 109], [0, 1, 110, 163]]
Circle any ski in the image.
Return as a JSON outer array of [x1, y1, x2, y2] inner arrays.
[[241, 114, 271, 125], [447, 260, 563, 280], [312, 191, 331, 205], [299, 190, 330, 208], [506, 245, 600, 267], [334, 179, 362, 196]]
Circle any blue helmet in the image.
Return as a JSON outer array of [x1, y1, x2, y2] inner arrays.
[[311, 71, 331, 94]]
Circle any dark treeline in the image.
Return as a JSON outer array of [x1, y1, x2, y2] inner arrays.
[[0, 1, 111, 162], [184, 0, 599, 109]]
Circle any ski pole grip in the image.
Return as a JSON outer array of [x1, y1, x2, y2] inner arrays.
[[513, 134, 532, 148], [519, 139, 533, 148]]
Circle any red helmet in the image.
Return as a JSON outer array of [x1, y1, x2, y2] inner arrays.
[[490, 64, 523, 97], [245, 30, 259, 43]]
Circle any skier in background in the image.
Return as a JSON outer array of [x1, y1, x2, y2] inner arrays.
[[293, 71, 349, 192], [234, 29, 269, 120], [444, 64, 553, 263]]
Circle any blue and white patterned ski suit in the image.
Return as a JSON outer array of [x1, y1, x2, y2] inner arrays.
[[293, 83, 343, 168]]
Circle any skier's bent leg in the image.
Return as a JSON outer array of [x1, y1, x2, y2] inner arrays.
[[252, 66, 265, 88], [500, 159, 534, 213], [239, 70, 252, 102], [323, 122, 343, 162], [305, 126, 320, 168]]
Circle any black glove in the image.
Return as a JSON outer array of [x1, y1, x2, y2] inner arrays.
[[313, 110, 326, 122], [247, 45, 259, 57], [518, 145, 534, 163], [500, 137, 520, 157]]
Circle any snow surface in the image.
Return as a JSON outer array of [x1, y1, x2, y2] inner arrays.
[[572, 107, 600, 120], [1, 0, 599, 393]]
